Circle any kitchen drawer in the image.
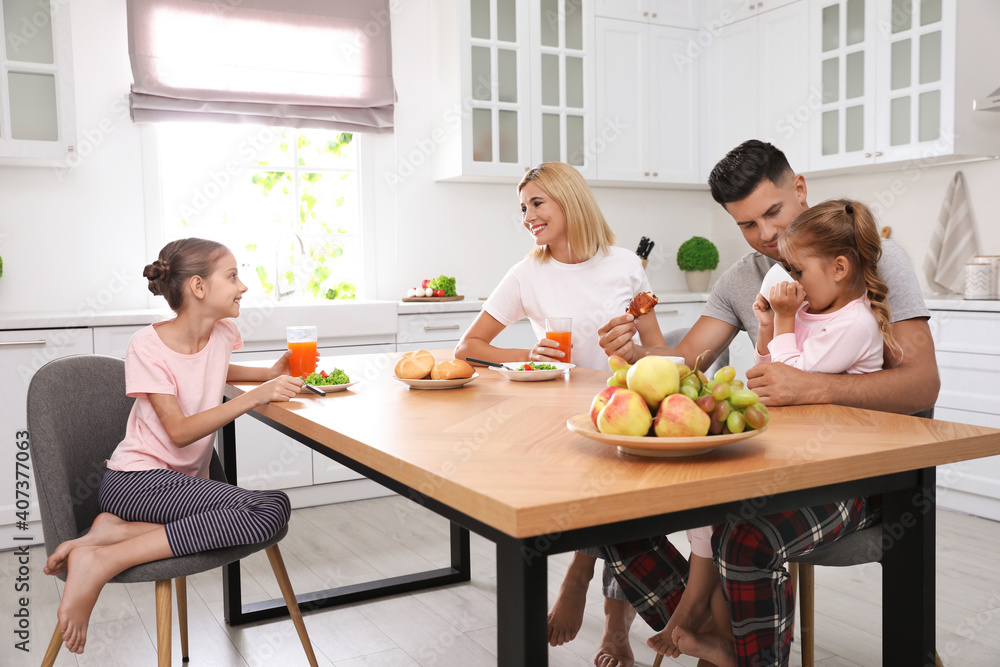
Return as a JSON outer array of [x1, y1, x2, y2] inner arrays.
[[397, 310, 479, 345], [928, 310, 1000, 355], [93, 325, 146, 357], [655, 302, 699, 338], [934, 350, 1000, 415]]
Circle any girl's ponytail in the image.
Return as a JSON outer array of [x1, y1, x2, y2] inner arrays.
[[845, 201, 901, 360]]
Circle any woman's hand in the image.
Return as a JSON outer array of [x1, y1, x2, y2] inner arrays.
[[768, 282, 804, 318], [531, 337, 568, 362], [598, 314, 640, 363], [247, 375, 302, 405]]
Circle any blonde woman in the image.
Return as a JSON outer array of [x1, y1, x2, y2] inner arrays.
[[456, 162, 665, 667]]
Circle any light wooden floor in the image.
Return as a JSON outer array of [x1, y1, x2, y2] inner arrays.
[[5, 497, 1000, 666]]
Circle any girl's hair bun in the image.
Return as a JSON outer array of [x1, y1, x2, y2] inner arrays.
[[143, 259, 171, 296]]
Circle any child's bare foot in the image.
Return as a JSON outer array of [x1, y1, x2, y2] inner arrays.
[[548, 556, 595, 646], [672, 625, 737, 667], [593, 598, 635, 667], [648, 600, 712, 658], [46, 514, 160, 577], [57, 546, 113, 654]]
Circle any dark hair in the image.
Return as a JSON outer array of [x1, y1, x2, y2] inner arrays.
[[708, 140, 793, 207], [143, 238, 229, 311], [778, 199, 900, 358]]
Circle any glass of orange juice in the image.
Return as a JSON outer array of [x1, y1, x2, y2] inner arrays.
[[286, 326, 317, 377], [544, 317, 572, 364]]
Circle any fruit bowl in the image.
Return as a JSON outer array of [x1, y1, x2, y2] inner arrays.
[[566, 413, 767, 457]]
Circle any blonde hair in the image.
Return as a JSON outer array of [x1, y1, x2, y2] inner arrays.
[[518, 162, 615, 262], [779, 199, 901, 359]]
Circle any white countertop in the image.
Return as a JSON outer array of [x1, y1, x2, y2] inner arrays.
[[924, 295, 1000, 312]]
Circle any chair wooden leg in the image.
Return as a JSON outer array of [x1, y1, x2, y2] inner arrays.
[[41, 624, 62, 667], [652, 652, 664, 667], [799, 563, 815, 667], [155, 579, 172, 667], [788, 561, 799, 641], [266, 544, 318, 667], [936, 650, 944, 667], [176, 576, 189, 662]]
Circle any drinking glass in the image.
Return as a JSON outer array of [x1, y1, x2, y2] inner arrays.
[[286, 326, 318, 377], [544, 317, 572, 364]]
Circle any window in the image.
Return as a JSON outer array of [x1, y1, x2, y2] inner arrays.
[[150, 123, 363, 304]]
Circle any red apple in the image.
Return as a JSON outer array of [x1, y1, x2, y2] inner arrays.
[[590, 386, 624, 427], [653, 393, 711, 437], [596, 389, 652, 437]]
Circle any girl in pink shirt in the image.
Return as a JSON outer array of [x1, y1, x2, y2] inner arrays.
[[43, 238, 306, 655], [653, 200, 900, 665]]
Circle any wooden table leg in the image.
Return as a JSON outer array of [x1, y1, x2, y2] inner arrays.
[[496, 538, 548, 666], [881, 467, 936, 665]]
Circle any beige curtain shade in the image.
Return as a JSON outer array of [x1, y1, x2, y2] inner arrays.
[[127, 0, 395, 132]]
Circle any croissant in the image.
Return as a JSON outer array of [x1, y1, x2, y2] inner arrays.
[[626, 291, 658, 317]]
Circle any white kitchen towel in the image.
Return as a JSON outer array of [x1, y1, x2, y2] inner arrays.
[[924, 171, 981, 294]]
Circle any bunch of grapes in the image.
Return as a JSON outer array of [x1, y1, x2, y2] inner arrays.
[[681, 364, 769, 434]]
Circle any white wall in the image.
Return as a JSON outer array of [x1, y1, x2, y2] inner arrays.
[[2, 1, 999, 316]]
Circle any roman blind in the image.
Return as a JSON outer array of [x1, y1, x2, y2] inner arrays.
[[127, 0, 394, 132]]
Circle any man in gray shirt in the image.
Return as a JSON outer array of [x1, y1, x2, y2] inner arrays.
[[594, 140, 940, 667]]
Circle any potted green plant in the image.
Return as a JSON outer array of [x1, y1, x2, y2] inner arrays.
[[676, 236, 719, 292]]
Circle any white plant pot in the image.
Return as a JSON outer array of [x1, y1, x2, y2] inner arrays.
[[684, 270, 712, 293]]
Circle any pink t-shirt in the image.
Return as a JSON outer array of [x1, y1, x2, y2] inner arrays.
[[753, 296, 884, 375], [106, 319, 243, 478]]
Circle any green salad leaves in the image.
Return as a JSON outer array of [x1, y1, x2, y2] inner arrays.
[[302, 369, 350, 385], [428, 275, 457, 297]]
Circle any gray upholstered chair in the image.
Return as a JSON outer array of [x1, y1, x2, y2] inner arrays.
[[28, 354, 317, 667], [662, 327, 730, 376]]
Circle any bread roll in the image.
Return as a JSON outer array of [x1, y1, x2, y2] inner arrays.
[[431, 359, 474, 380], [395, 350, 435, 379]]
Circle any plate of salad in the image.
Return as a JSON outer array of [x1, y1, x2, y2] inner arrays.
[[494, 362, 574, 382], [298, 369, 356, 394]]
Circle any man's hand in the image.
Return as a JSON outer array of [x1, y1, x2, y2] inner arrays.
[[598, 313, 642, 363], [745, 362, 826, 407]]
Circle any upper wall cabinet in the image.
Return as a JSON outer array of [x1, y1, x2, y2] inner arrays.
[[808, 0, 1000, 172], [594, 0, 699, 28], [433, 0, 595, 181], [0, 0, 76, 163], [705, 0, 801, 23], [702, 1, 811, 180], [594, 18, 700, 183]]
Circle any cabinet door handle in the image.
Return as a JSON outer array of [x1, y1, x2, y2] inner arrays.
[[643, 11, 649, 17], [864, 152, 872, 158], [0, 339, 47, 347], [875, 151, 883, 157], [423, 325, 461, 331], [652, 172, 659, 177], [657, 310, 680, 315]]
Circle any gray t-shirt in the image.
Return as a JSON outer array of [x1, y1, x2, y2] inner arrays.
[[702, 238, 929, 345]]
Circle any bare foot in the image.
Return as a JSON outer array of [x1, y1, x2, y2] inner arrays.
[[548, 557, 595, 646], [594, 598, 635, 667], [672, 625, 737, 667], [58, 546, 113, 654], [45, 513, 159, 577], [648, 599, 712, 658]]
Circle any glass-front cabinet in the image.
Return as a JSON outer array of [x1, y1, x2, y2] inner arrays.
[[0, 0, 76, 162], [435, 0, 594, 180], [530, 0, 594, 177], [809, 0, 1000, 172]]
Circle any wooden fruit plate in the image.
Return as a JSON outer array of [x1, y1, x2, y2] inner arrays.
[[401, 295, 465, 302], [566, 413, 767, 457]]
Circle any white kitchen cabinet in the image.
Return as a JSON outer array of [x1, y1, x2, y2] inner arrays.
[[704, 0, 801, 23], [1, 328, 92, 550], [808, 0, 1000, 172], [703, 1, 810, 180], [928, 308, 1000, 521], [595, 0, 699, 28], [93, 325, 146, 357], [397, 307, 536, 352], [595, 18, 700, 183], [0, 0, 76, 163], [434, 0, 596, 180]]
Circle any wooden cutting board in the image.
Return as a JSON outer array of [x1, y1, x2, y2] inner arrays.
[[401, 295, 465, 302]]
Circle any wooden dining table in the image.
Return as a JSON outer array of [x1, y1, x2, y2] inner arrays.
[[222, 350, 1000, 666]]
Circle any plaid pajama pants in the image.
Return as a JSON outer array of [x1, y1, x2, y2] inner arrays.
[[602, 496, 880, 667]]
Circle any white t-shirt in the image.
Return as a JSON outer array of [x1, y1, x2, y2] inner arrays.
[[483, 246, 651, 371]]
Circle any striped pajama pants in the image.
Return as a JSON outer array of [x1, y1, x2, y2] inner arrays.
[[602, 496, 880, 667], [98, 468, 291, 558]]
